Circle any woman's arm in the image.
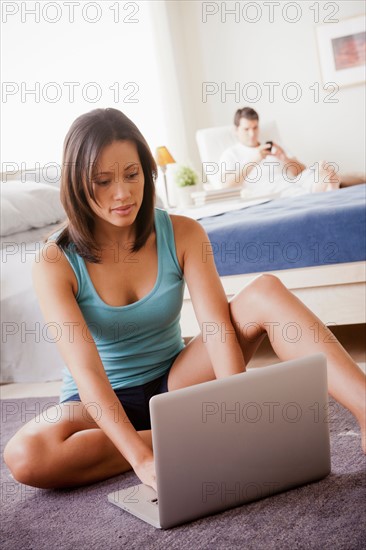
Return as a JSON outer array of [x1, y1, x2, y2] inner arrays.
[[172, 216, 246, 377], [32, 242, 155, 487]]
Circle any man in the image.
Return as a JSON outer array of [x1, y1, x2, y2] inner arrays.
[[219, 107, 343, 195]]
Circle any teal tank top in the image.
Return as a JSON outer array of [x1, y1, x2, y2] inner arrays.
[[52, 208, 185, 402]]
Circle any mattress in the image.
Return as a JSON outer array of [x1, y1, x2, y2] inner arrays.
[[199, 185, 366, 276]]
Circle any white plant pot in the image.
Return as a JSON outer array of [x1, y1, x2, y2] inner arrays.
[[176, 186, 195, 207]]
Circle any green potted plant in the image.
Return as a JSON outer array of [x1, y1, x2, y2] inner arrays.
[[174, 165, 198, 207]]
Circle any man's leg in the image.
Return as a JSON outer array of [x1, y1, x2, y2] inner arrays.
[[339, 173, 366, 187]]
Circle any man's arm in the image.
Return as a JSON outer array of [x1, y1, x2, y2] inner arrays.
[[271, 143, 306, 177], [221, 163, 257, 189], [220, 145, 272, 188]]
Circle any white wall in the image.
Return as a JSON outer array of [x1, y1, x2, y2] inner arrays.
[[166, 0, 366, 174], [1, 2, 168, 169]]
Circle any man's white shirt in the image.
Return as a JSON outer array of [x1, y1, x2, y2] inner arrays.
[[219, 142, 314, 196]]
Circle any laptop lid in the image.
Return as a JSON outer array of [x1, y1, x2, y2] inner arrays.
[[150, 353, 330, 529]]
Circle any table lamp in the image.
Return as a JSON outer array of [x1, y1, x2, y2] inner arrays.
[[155, 146, 176, 208]]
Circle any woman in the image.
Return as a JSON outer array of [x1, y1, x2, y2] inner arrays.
[[4, 108, 365, 492]]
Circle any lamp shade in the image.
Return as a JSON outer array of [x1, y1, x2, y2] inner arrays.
[[155, 146, 175, 167]]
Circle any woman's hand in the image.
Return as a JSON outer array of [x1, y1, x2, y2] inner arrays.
[[132, 453, 157, 492]]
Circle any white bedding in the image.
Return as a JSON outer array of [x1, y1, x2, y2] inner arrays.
[[1, 181, 66, 237], [1, 223, 65, 383]]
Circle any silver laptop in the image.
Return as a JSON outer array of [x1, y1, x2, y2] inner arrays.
[[108, 353, 331, 529]]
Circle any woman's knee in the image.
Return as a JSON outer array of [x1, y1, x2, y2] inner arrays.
[[250, 273, 285, 294], [248, 273, 285, 303], [229, 274, 287, 340], [231, 274, 284, 313], [3, 432, 47, 487]]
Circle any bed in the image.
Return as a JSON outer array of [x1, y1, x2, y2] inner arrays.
[[1, 180, 66, 383], [177, 123, 366, 336], [1, 180, 365, 384], [180, 185, 366, 336]]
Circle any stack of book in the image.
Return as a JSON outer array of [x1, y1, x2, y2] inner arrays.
[[190, 186, 242, 206], [190, 187, 282, 206]]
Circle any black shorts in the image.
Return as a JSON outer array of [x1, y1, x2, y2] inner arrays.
[[59, 368, 170, 431]]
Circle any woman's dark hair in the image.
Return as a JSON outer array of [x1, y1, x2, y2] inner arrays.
[[234, 107, 259, 127], [49, 108, 157, 263]]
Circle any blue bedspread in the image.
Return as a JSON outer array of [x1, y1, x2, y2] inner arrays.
[[199, 184, 366, 276]]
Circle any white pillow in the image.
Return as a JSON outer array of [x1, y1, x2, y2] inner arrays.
[[1, 181, 66, 237]]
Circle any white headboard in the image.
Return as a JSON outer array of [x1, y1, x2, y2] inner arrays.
[[196, 121, 281, 187]]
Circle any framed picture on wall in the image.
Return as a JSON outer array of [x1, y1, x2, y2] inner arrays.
[[316, 14, 366, 88]]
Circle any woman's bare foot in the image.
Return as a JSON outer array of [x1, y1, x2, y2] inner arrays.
[[313, 161, 341, 192]]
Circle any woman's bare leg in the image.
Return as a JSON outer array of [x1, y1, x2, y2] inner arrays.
[[3, 401, 153, 489], [232, 275, 365, 435], [169, 275, 366, 451], [6, 275, 364, 490]]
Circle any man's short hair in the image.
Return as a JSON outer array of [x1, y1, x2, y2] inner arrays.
[[234, 107, 259, 127]]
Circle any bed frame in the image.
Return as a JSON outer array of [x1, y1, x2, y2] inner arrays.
[[180, 261, 366, 337]]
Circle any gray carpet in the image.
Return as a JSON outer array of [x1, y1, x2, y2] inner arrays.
[[1, 396, 365, 550]]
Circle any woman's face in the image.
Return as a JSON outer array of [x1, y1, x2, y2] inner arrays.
[[89, 140, 145, 232]]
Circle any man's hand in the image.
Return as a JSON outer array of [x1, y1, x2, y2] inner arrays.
[[254, 143, 273, 163], [270, 142, 287, 162], [270, 142, 306, 177]]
